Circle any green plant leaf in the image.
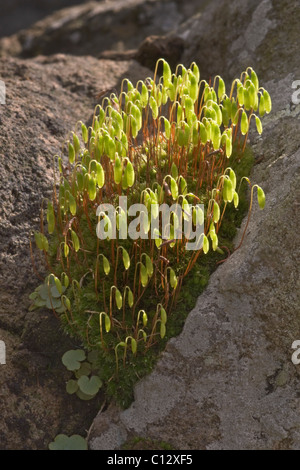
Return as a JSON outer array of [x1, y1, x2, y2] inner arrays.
[[77, 375, 102, 396], [38, 283, 50, 300], [76, 389, 97, 401], [62, 350, 86, 371], [49, 434, 88, 451], [45, 296, 62, 310], [66, 380, 79, 395], [74, 362, 92, 379]]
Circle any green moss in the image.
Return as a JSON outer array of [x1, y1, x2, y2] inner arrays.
[[31, 59, 266, 412], [94, 146, 254, 408], [122, 436, 175, 450], [44, 145, 255, 410]]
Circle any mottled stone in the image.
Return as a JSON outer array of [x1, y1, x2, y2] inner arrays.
[[0, 0, 202, 59], [89, 0, 300, 450], [0, 54, 151, 449]]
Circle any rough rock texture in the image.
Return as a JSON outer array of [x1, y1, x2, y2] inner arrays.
[[0, 54, 150, 449], [0, 0, 205, 59], [180, 0, 300, 84], [0, 0, 89, 38], [89, 0, 300, 450], [99, 34, 185, 72]]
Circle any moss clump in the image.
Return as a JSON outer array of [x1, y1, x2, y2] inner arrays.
[[30, 59, 269, 408]]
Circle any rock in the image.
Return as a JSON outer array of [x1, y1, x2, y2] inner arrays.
[[0, 0, 88, 39], [89, 0, 300, 450], [134, 35, 184, 71], [0, 54, 151, 449], [0, 0, 203, 59], [99, 35, 185, 71], [179, 0, 300, 84]]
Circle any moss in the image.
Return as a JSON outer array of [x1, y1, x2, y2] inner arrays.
[[93, 146, 255, 409], [31, 60, 264, 412], [122, 436, 175, 450]]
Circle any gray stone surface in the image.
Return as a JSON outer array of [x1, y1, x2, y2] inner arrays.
[[0, 0, 205, 59], [0, 54, 150, 449], [0, 0, 89, 38], [89, 0, 300, 450]]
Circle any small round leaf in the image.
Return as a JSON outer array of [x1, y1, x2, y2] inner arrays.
[[62, 350, 86, 371]]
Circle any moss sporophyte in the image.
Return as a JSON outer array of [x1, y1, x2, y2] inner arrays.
[[30, 59, 270, 406]]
